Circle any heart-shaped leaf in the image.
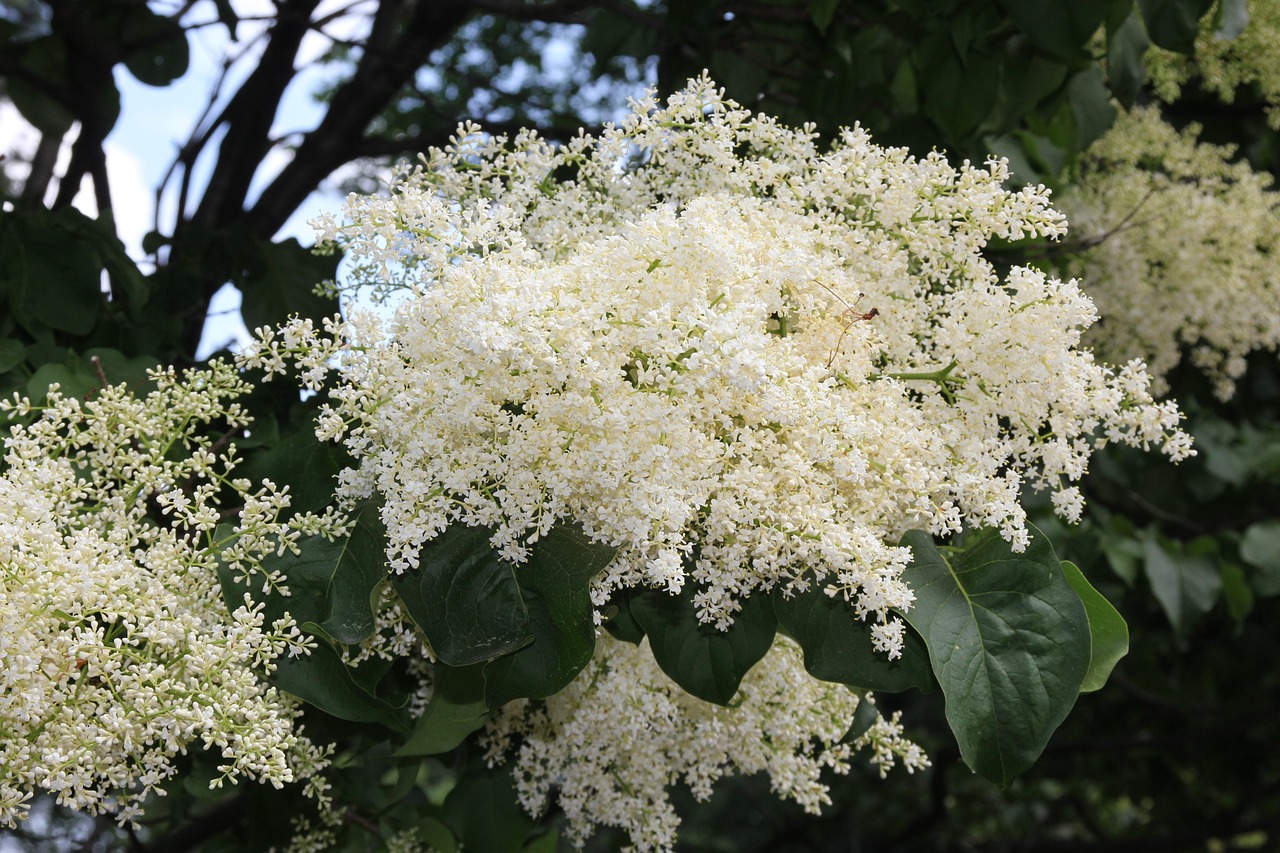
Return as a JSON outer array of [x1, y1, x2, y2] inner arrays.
[[899, 526, 1090, 787]]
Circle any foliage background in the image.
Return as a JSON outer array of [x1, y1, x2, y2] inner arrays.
[[1, 0, 1278, 850]]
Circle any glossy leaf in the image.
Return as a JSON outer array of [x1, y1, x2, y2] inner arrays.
[[1061, 561, 1129, 693], [1106, 11, 1150, 107], [236, 503, 387, 644], [1139, 0, 1215, 53], [392, 524, 531, 667], [772, 582, 932, 693], [483, 526, 617, 707], [996, 0, 1113, 59], [270, 641, 408, 732], [631, 582, 777, 706], [899, 526, 1090, 787], [396, 663, 490, 756], [238, 237, 340, 332]]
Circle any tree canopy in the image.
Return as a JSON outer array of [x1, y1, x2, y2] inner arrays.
[[2, 1, 1279, 851]]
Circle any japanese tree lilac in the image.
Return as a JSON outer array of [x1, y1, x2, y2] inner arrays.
[[0, 364, 338, 826], [259, 77, 1193, 630], [1062, 106, 1280, 399], [482, 635, 925, 852]]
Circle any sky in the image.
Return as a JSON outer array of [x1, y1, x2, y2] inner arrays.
[[0, 0, 368, 356]]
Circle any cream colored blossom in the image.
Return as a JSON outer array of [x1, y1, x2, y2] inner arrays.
[[483, 635, 923, 852], [0, 364, 337, 826], [250, 77, 1191, 632], [1061, 106, 1280, 399], [240, 77, 1195, 851], [1147, 1, 1280, 127]]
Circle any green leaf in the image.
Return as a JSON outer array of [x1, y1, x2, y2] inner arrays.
[[0, 339, 24, 373], [602, 592, 646, 645], [772, 582, 933, 693], [241, 503, 387, 644], [1220, 563, 1254, 628], [236, 419, 348, 516], [1240, 520, 1280, 596], [120, 8, 190, 86], [1067, 66, 1117, 150], [0, 209, 104, 335], [1139, 0, 1215, 53], [1142, 536, 1222, 635], [270, 640, 409, 732], [841, 694, 881, 743], [1106, 11, 1150, 107], [1061, 561, 1129, 693], [396, 663, 491, 757], [238, 238, 340, 332], [899, 526, 1090, 787], [392, 524, 532, 667], [5, 36, 74, 135], [443, 757, 538, 853], [217, 532, 407, 732], [483, 526, 616, 707], [808, 0, 842, 34], [996, 0, 1113, 59], [630, 582, 777, 706], [919, 41, 1000, 138]]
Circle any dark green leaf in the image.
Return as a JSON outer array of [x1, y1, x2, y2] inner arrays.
[[841, 694, 881, 743], [1106, 11, 1150, 107], [120, 7, 189, 86], [0, 340, 24, 373], [483, 526, 616, 707], [1220, 563, 1254, 627], [416, 817, 458, 853], [392, 524, 532, 667], [1067, 66, 1117, 150], [1240, 520, 1280, 596], [919, 43, 1000, 139], [239, 238, 340, 332], [0, 209, 103, 335], [270, 640, 409, 732], [444, 757, 538, 853], [602, 592, 646, 645], [1061, 561, 1129, 693], [808, 0, 842, 34], [772, 582, 933, 693], [236, 419, 348, 516], [397, 663, 491, 756], [996, 0, 1113, 59], [899, 526, 1090, 787], [227, 507, 384, 641], [630, 582, 777, 706], [5, 36, 74, 134], [1139, 0, 1214, 53], [1142, 536, 1222, 635]]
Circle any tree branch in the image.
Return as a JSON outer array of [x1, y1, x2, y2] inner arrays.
[[243, 0, 477, 237]]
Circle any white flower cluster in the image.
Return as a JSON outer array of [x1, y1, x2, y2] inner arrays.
[[241, 77, 1195, 850], [1061, 106, 1280, 399], [482, 635, 924, 852], [1147, 1, 1280, 127], [0, 363, 337, 826], [254, 76, 1191, 636]]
